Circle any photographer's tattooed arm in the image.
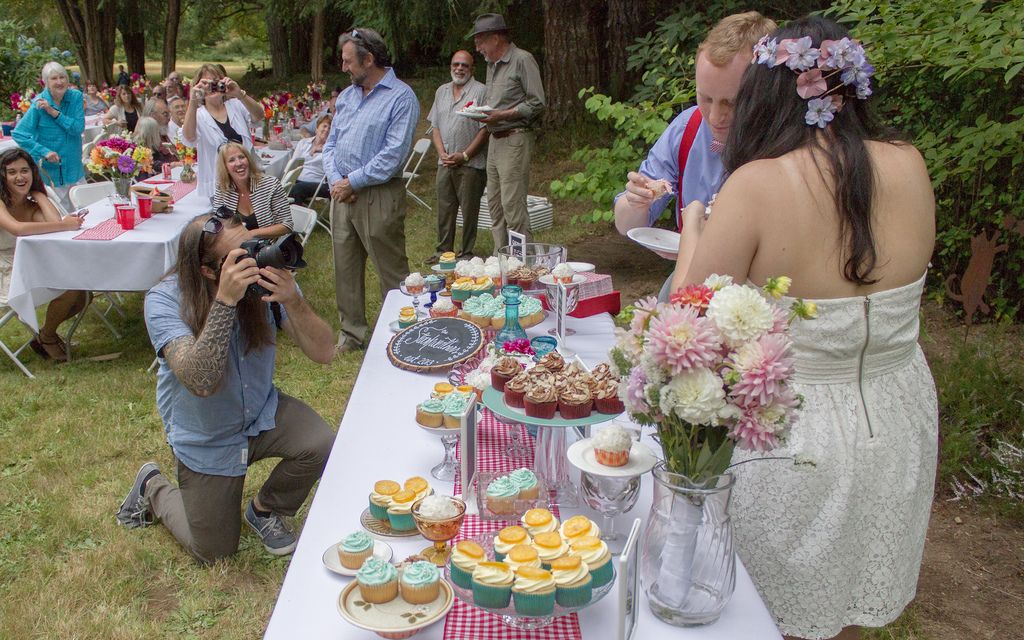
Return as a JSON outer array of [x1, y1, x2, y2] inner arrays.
[[163, 301, 236, 397]]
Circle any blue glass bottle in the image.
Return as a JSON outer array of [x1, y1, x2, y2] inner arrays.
[[495, 285, 529, 345]]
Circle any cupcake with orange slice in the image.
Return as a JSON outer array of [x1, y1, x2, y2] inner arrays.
[[532, 531, 570, 570], [439, 251, 457, 269], [398, 306, 417, 329], [551, 555, 594, 607], [471, 561, 515, 609], [433, 382, 455, 397], [503, 544, 543, 572], [493, 525, 531, 562], [450, 540, 485, 589], [386, 489, 418, 531], [521, 508, 559, 537], [512, 566, 557, 616], [570, 535, 613, 588], [457, 383, 481, 403], [368, 480, 400, 520], [404, 476, 432, 502], [450, 277, 477, 302], [560, 515, 601, 544]]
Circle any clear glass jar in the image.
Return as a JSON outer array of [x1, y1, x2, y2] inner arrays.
[[495, 285, 528, 346], [640, 463, 736, 626]]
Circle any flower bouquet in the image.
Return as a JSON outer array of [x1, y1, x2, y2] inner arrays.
[[610, 275, 816, 623], [86, 135, 153, 196], [173, 133, 196, 183]]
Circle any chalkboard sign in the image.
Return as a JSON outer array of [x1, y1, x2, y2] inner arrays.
[[386, 317, 484, 373]]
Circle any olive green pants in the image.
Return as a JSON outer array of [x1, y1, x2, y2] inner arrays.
[[486, 130, 534, 249]]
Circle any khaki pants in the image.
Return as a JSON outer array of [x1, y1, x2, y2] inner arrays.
[[486, 130, 534, 249], [436, 164, 486, 256], [331, 178, 409, 346], [147, 393, 335, 564]]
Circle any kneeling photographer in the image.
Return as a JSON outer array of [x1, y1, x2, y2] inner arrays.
[[117, 209, 335, 564]]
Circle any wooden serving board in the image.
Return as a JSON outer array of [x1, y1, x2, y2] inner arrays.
[[386, 317, 484, 373]]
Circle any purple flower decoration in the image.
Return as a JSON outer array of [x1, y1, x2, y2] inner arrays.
[[116, 155, 136, 174], [752, 35, 778, 67], [781, 36, 819, 72], [796, 69, 827, 99], [805, 97, 837, 128]]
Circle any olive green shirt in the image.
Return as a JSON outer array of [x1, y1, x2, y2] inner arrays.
[[483, 43, 545, 133]]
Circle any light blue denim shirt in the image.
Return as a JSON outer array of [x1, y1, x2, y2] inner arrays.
[[145, 276, 288, 477], [614, 105, 724, 228], [322, 68, 420, 191], [12, 87, 85, 187]]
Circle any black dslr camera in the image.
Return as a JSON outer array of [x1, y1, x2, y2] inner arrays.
[[238, 234, 307, 298]]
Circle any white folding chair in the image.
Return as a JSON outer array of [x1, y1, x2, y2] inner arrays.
[[280, 165, 303, 198], [308, 174, 333, 235], [283, 154, 305, 177], [82, 127, 102, 145], [44, 185, 70, 217], [69, 182, 114, 209], [0, 305, 36, 378], [289, 204, 317, 246], [81, 139, 96, 166], [402, 138, 432, 211]]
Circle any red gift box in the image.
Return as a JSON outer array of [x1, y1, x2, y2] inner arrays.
[[540, 290, 621, 318]]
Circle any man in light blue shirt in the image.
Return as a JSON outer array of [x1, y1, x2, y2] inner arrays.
[[323, 28, 420, 352], [116, 211, 336, 564], [613, 12, 777, 299]]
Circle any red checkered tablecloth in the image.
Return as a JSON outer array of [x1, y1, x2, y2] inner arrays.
[[167, 180, 197, 202], [72, 214, 146, 240], [444, 409, 582, 640]]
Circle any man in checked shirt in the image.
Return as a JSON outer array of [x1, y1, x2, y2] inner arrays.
[[323, 28, 420, 354]]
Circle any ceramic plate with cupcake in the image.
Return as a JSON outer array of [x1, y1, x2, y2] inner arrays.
[[322, 533, 394, 577], [566, 428, 658, 479]]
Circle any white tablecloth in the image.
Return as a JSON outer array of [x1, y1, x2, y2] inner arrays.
[[257, 148, 291, 180], [265, 291, 782, 640], [6, 173, 210, 331], [0, 138, 16, 153]]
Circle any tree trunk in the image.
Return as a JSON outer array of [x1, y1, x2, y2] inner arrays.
[[161, 0, 182, 78], [310, 8, 325, 82], [53, 0, 117, 86], [605, 0, 657, 101], [118, 0, 146, 75], [266, 10, 290, 80], [288, 16, 310, 77], [541, 0, 607, 128]]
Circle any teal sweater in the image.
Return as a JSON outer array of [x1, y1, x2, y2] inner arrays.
[[12, 87, 85, 187]]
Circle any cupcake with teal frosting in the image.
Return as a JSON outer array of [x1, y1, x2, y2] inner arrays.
[[471, 562, 514, 609], [509, 468, 539, 499], [441, 390, 472, 428], [357, 556, 398, 604], [512, 567, 557, 616], [400, 560, 441, 604], [338, 531, 375, 570], [485, 475, 520, 516]]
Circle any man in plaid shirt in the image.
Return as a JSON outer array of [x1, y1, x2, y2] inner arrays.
[[323, 28, 420, 353]]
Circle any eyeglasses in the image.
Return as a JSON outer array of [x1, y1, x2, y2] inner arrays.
[[199, 207, 239, 261], [451, 62, 471, 68], [351, 29, 362, 40]]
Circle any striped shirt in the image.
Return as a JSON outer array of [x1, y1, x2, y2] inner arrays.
[[212, 174, 293, 232], [427, 77, 488, 170], [322, 68, 420, 191]]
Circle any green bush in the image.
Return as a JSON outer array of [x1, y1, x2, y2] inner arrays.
[[552, 1, 1024, 319], [0, 20, 77, 120]]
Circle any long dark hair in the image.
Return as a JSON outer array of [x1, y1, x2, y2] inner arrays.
[[0, 148, 46, 209], [724, 15, 899, 285], [174, 214, 274, 354]]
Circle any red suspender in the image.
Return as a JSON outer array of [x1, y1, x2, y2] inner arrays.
[[675, 109, 703, 230]]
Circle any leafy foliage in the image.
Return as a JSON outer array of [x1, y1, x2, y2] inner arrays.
[[0, 21, 77, 119]]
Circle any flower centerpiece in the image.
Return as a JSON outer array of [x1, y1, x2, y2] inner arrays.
[[610, 275, 816, 625], [86, 135, 153, 196], [173, 133, 197, 183]]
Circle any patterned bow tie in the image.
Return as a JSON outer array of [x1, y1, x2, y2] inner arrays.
[[710, 139, 725, 154]]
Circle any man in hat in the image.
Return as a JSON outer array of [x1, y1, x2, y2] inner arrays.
[[470, 13, 545, 248]]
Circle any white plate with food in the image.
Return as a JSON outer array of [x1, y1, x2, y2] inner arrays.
[[567, 438, 659, 478], [456, 110, 488, 121], [626, 227, 681, 255], [566, 261, 595, 273], [322, 540, 394, 577]]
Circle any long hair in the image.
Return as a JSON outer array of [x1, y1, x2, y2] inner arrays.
[[133, 116, 163, 151], [117, 84, 141, 111], [723, 15, 899, 285], [0, 148, 46, 208], [215, 142, 264, 192], [174, 214, 274, 354]]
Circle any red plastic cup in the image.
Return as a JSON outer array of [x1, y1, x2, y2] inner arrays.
[[162, 163, 172, 179], [118, 206, 136, 230], [137, 196, 152, 218], [113, 204, 129, 227]]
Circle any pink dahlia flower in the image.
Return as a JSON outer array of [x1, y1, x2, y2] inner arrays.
[[646, 304, 722, 375], [728, 333, 794, 407], [624, 366, 649, 414]]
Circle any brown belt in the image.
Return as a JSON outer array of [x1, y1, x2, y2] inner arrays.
[[491, 128, 527, 139]]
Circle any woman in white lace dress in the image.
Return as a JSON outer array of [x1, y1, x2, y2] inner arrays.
[[668, 16, 938, 640]]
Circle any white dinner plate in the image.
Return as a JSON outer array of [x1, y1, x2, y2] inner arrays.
[[322, 539, 394, 577], [567, 437, 659, 478], [626, 227, 681, 255], [566, 261, 595, 273], [456, 111, 488, 121], [537, 274, 588, 287]]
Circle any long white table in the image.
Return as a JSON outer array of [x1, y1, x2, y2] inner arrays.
[[6, 174, 210, 331], [257, 147, 291, 180], [265, 290, 781, 639]]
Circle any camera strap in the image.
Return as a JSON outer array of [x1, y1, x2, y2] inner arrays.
[[270, 302, 283, 330]]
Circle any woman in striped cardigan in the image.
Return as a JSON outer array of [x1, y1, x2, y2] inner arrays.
[[212, 142, 293, 239]]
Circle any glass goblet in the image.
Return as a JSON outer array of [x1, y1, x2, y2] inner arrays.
[[411, 496, 467, 566], [542, 279, 581, 337], [580, 472, 641, 548], [399, 280, 425, 317]]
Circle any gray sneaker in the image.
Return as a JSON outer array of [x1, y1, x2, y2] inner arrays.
[[116, 462, 160, 529], [244, 501, 297, 556]]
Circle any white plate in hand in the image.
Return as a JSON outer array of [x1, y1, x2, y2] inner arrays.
[[626, 227, 681, 255], [322, 539, 394, 577], [456, 110, 488, 121]]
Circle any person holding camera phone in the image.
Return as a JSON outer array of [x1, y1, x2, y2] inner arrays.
[[116, 209, 336, 563], [181, 63, 265, 201]]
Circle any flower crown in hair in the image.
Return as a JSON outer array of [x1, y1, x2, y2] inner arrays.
[[752, 35, 874, 129]]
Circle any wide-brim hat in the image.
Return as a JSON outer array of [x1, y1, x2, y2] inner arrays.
[[468, 13, 508, 38]]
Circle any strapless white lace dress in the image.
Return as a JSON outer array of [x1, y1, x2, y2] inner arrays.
[[0, 228, 15, 305], [731, 273, 938, 639]]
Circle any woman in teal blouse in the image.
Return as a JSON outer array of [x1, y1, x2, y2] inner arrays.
[[11, 62, 85, 211]]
